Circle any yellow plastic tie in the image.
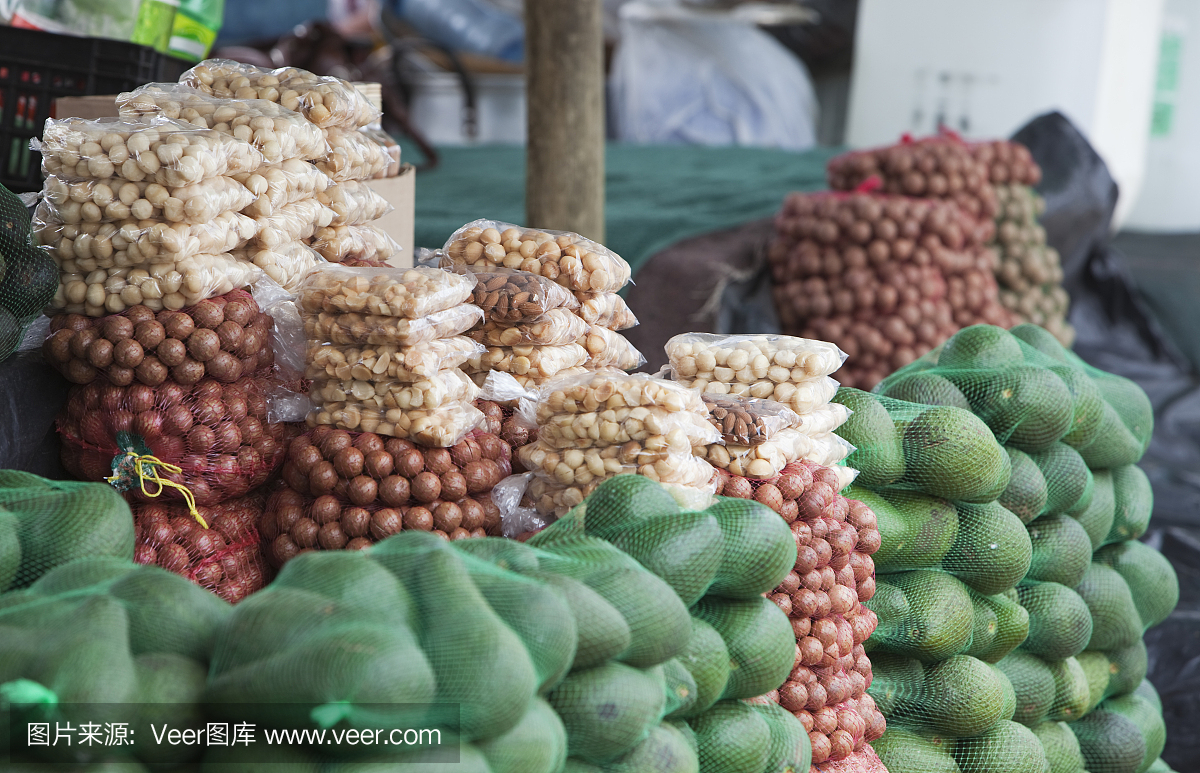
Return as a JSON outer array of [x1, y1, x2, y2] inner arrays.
[[105, 451, 208, 529]]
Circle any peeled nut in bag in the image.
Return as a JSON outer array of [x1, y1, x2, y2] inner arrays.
[[536, 405, 718, 451], [39, 116, 264, 187], [231, 241, 324, 294], [698, 428, 816, 479], [692, 374, 840, 416], [117, 83, 329, 162], [579, 325, 645, 370], [318, 180, 393, 226], [466, 342, 589, 378], [41, 174, 255, 225], [304, 304, 483, 348], [235, 159, 331, 218], [520, 440, 715, 488], [466, 267, 580, 324], [443, 219, 632, 294], [792, 401, 852, 437], [181, 59, 380, 130], [307, 399, 485, 447], [310, 368, 480, 413], [315, 128, 393, 182], [532, 369, 708, 423], [575, 291, 639, 330], [667, 333, 847, 384], [470, 308, 590, 347], [306, 337, 485, 383], [310, 224, 401, 265], [299, 265, 475, 320], [52, 253, 264, 317], [251, 197, 335, 250], [468, 366, 590, 393]]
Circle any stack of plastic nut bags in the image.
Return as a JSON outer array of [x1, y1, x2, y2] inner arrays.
[[299, 264, 488, 446]]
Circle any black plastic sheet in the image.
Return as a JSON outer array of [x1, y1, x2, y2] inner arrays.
[[0, 348, 69, 479]]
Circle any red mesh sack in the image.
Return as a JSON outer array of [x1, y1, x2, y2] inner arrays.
[[42, 289, 275, 387], [133, 492, 271, 603], [262, 426, 512, 567], [57, 374, 286, 506], [476, 398, 538, 473]]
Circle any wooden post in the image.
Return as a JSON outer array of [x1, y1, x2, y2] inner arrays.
[[524, 0, 605, 243]]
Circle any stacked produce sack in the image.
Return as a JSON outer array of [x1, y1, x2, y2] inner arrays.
[[712, 458, 887, 769], [768, 187, 1014, 390], [441, 220, 643, 386], [861, 323, 1177, 773], [665, 333, 855, 482], [0, 183, 58, 362], [514, 370, 720, 520]]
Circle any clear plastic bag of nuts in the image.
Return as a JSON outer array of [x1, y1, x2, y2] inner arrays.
[[52, 254, 265, 317], [575, 291, 639, 330], [442, 219, 632, 294], [470, 308, 590, 347], [231, 241, 325, 294], [794, 402, 852, 436], [520, 440, 716, 488], [299, 264, 475, 320], [806, 432, 855, 468], [235, 159, 331, 218], [701, 393, 801, 446], [38, 116, 264, 187], [667, 332, 847, 383], [304, 305, 484, 347], [535, 403, 719, 451], [317, 180, 393, 225], [181, 59, 380, 130], [117, 82, 329, 162], [315, 128, 392, 182], [460, 267, 580, 324], [305, 336, 485, 383], [307, 398, 485, 447], [309, 223, 402, 264], [35, 209, 257, 268], [693, 374, 840, 416], [310, 368, 480, 412], [698, 428, 816, 479], [466, 342, 589, 379], [41, 174, 255, 225], [529, 368, 709, 424], [250, 197, 335, 250], [468, 366, 590, 394], [579, 325, 645, 370]]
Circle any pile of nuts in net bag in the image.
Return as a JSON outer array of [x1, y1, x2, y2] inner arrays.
[[513, 369, 721, 520], [767, 189, 1016, 390], [299, 264, 488, 447], [441, 220, 645, 389]]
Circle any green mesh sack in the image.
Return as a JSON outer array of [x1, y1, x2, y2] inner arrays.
[[0, 471, 134, 591], [0, 184, 57, 361], [875, 324, 1152, 467], [1030, 719, 1086, 773]]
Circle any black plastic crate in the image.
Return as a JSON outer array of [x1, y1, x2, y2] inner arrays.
[[0, 25, 192, 192]]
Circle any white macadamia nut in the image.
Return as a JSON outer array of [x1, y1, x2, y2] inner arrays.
[[232, 241, 324, 293], [309, 223, 401, 264], [314, 128, 392, 182], [532, 370, 708, 423], [234, 159, 330, 217], [310, 369, 478, 412], [578, 324, 644, 370], [574, 291, 639, 330], [467, 366, 589, 392], [299, 265, 475, 319], [306, 400, 484, 446], [306, 337, 484, 383], [466, 343, 589, 378], [303, 304, 483, 347], [317, 180, 393, 225], [536, 406, 718, 450], [249, 198, 335, 250], [39, 175, 254, 225], [519, 439, 713, 488], [471, 308, 589, 347], [666, 333, 847, 381]]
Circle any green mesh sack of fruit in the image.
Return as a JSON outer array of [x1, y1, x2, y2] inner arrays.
[[0, 184, 57, 362], [0, 470, 135, 591], [0, 557, 231, 767], [872, 324, 1152, 469]]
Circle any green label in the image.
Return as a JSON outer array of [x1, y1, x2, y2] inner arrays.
[[168, 11, 219, 62], [132, 0, 178, 52], [1151, 32, 1183, 137]]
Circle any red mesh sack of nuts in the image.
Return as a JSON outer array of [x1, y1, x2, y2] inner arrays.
[[133, 492, 270, 604], [42, 289, 275, 387], [768, 190, 1016, 389], [261, 426, 511, 568], [57, 374, 286, 506], [476, 398, 538, 473], [717, 460, 886, 768]]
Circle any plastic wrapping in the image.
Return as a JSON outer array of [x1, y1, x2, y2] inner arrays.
[[315, 127, 393, 182], [318, 179, 393, 225], [250, 197, 335, 250], [490, 472, 550, 537], [462, 267, 582, 324], [361, 126, 403, 178], [701, 393, 802, 445], [693, 374, 840, 415], [50, 253, 264, 317], [35, 209, 258, 268], [306, 398, 485, 446], [231, 241, 325, 294], [474, 369, 538, 405], [117, 82, 329, 162], [535, 404, 719, 451], [310, 368, 480, 412], [466, 342, 589, 378], [310, 223, 402, 264], [667, 332, 848, 382], [443, 219, 633, 294], [698, 427, 813, 479], [579, 324, 646, 370], [41, 174, 255, 225], [39, 115, 264, 187], [576, 291, 639, 330], [519, 439, 715, 488], [530, 368, 709, 423], [807, 431, 854, 467], [793, 401, 853, 436], [304, 304, 483, 347], [181, 59, 381, 129], [469, 365, 591, 393], [471, 307, 590, 346], [42, 288, 274, 386], [299, 264, 475, 320], [234, 158, 331, 218], [306, 336, 485, 383], [523, 463, 717, 518]]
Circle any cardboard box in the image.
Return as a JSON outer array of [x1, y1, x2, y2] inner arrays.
[[370, 164, 416, 268], [53, 95, 119, 120]]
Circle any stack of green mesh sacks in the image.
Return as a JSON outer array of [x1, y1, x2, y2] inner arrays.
[[844, 323, 1176, 773]]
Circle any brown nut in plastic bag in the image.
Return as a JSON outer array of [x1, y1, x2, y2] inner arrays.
[[318, 180, 393, 225], [315, 128, 392, 181], [117, 82, 329, 161], [579, 325, 645, 370], [41, 174, 254, 225], [310, 368, 479, 412], [234, 159, 331, 218], [231, 241, 325, 293], [309, 223, 401, 264], [181, 59, 380, 130], [304, 304, 483, 347], [39, 116, 264, 187], [471, 308, 590, 347], [465, 267, 580, 323], [575, 291, 639, 330], [299, 265, 475, 319], [306, 336, 484, 383], [36, 209, 257, 269], [701, 393, 802, 446], [307, 399, 484, 446], [443, 219, 632, 294], [466, 342, 589, 378]]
